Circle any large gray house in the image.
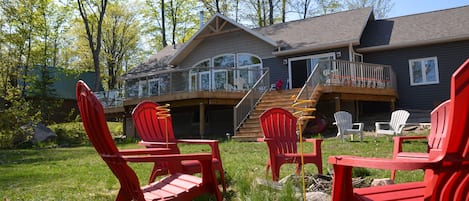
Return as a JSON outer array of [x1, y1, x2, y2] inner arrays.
[[99, 6, 469, 140]]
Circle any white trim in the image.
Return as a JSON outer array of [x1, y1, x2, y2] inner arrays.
[[273, 40, 357, 56], [288, 52, 336, 89], [408, 56, 440, 86]]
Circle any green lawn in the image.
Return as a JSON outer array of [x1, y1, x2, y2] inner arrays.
[[0, 133, 428, 200]]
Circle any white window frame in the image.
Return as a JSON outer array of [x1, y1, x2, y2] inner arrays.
[[409, 57, 440, 86]]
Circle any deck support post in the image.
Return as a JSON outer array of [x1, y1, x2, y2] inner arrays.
[[199, 102, 205, 139], [390, 100, 395, 112], [335, 97, 341, 112]]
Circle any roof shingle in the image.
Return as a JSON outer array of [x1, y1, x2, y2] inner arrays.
[[359, 5, 469, 51]]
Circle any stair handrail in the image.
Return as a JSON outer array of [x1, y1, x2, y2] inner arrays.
[[294, 62, 323, 105], [233, 70, 270, 136]]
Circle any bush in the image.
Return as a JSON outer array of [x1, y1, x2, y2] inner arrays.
[[0, 87, 40, 149], [50, 121, 125, 147]]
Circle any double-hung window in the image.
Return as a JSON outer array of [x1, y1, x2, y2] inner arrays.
[[409, 57, 439, 86]]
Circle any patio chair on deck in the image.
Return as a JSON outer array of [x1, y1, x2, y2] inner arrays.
[[257, 107, 323, 181], [132, 101, 226, 192], [76, 80, 222, 201], [328, 59, 469, 201], [375, 110, 410, 136], [333, 111, 364, 142]]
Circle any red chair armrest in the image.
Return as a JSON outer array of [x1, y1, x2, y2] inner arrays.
[[176, 139, 222, 161], [119, 148, 173, 155], [139, 141, 178, 147], [328, 155, 434, 170], [392, 136, 428, 159], [124, 153, 214, 176], [176, 139, 218, 144], [304, 138, 323, 143], [124, 153, 212, 163]]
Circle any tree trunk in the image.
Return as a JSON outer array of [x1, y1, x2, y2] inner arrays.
[[161, 0, 167, 47], [268, 0, 273, 25], [281, 0, 286, 22]]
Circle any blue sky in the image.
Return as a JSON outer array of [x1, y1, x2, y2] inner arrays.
[[388, 0, 469, 18]]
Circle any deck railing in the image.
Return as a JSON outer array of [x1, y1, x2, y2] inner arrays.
[[295, 59, 396, 104], [95, 89, 124, 108], [233, 70, 270, 135], [97, 66, 266, 108], [330, 60, 395, 89]]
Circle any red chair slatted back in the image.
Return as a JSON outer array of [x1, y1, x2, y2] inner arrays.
[[425, 59, 469, 201], [259, 107, 298, 154], [132, 101, 178, 149], [427, 100, 451, 150], [76, 80, 144, 200]]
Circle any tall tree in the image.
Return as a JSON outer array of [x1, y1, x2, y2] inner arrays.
[[77, 0, 108, 91], [314, 0, 341, 15], [345, 0, 393, 18], [199, 0, 231, 16], [288, 0, 313, 19], [268, 0, 273, 25], [161, 0, 167, 47], [281, 0, 286, 22], [102, 2, 140, 89]]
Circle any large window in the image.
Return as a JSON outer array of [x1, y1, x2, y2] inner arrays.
[[237, 53, 263, 89], [189, 53, 263, 91], [409, 57, 439, 86]]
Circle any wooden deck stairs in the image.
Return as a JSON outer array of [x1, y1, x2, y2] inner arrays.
[[233, 88, 316, 141]]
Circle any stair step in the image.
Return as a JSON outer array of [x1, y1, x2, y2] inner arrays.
[[234, 88, 310, 142]]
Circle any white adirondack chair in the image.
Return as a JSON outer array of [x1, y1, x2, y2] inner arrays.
[[333, 111, 364, 142], [375, 110, 410, 136]]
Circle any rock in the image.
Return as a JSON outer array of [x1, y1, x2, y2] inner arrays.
[[256, 178, 283, 190], [371, 178, 394, 186], [32, 123, 56, 142], [305, 191, 331, 201]]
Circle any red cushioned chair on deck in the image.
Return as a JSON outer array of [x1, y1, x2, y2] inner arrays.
[[76, 81, 222, 201]]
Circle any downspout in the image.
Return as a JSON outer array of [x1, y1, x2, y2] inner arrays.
[[348, 43, 354, 62], [349, 43, 356, 120]]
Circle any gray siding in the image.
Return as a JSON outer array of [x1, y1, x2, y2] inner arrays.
[[362, 40, 469, 110], [178, 31, 275, 68], [263, 57, 288, 87]]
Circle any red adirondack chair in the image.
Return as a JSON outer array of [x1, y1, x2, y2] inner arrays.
[[132, 101, 226, 192], [328, 59, 469, 201], [258, 107, 323, 181], [390, 99, 450, 180], [76, 81, 222, 201]]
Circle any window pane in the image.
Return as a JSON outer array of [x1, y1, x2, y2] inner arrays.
[[425, 59, 437, 82], [238, 54, 261, 66], [195, 60, 210, 68], [149, 79, 159, 95], [412, 61, 423, 84], [214, 55, 234, 67]]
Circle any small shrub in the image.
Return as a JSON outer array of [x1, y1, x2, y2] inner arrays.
[[353, 167, 371, 178], [0, 87, 40, 149]]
